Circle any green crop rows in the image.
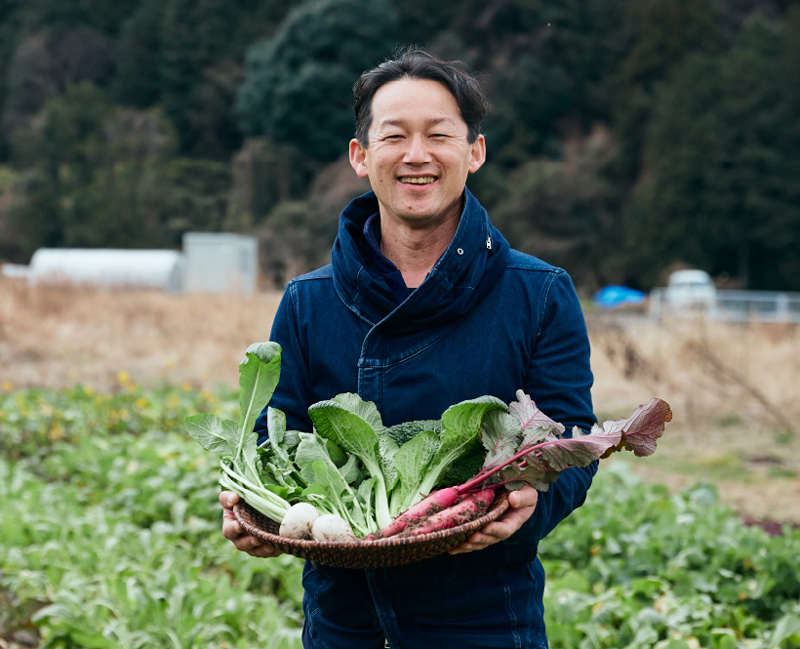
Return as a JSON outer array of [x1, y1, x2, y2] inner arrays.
[[1, 385, 799, 649]]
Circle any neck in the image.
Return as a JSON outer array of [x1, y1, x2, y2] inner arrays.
[[379, 211, 460, 288]]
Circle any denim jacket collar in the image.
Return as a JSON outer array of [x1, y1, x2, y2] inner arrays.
[[331, 187, 510, 333]]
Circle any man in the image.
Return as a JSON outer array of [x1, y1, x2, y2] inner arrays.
[[221, 49, 596, 649]]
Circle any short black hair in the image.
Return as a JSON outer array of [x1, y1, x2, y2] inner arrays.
[[353, 48, 488, 147]]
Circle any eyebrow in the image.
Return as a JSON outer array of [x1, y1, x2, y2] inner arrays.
[[377, 117, 458, 129]]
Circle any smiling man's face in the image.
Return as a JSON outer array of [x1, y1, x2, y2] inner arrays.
[[349, 77, 486, 232]]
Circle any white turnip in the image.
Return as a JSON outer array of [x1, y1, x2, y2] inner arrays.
[[311, 514, 357, 542], [279, 502, 320, 539]]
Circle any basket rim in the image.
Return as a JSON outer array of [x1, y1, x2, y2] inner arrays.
[[234, 491, 510, 553]]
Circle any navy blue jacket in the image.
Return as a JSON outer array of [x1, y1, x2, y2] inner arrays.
[[255, 188, 596, 649]]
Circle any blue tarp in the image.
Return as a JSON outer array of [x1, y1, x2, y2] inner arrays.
[[592, 285, 647, 309]]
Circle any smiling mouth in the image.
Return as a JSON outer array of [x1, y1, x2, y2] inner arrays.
[[399, 176, 437, 185]]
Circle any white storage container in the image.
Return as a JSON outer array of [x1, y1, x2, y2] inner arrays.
[[181, 232, 259, 294]]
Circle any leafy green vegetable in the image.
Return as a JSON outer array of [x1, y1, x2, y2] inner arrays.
[[185, 345, 671, 541], [385, 419, 442, 446], [389, 430, 440, 516], [307, 394, 396, 529], [184, 342, 292, 523], [418, 396, 507, 495]]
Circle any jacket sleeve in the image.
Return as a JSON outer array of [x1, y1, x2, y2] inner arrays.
[[505, 269, 597, 550], [253, 281, 314, 445]]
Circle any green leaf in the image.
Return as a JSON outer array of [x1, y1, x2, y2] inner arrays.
[[390, 430, 440, 515], [480, 408, 521, 468], [378, 434, 400, 492], [329, 393, 387, 434], [385, 419, 441, 446], [308, 396, 392, 528], [439, 395, 508, 463], [265, 407, 293, 467], [236, 342, 282, 457], [338, 453, 362, 484], [306, 460, 370, 536], [295, 433, 336, 478], [325, 439, 348, 467], [308, 398, 383, 464], [769, 614, 800, 648], [417, 395, 507, 495], [183, 413, 238, 457]]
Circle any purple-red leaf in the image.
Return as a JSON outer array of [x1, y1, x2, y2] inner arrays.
[[509, 390, 565, 443], [459, 395, 673, 496], [598, 398, 673, 458], [534, 425, 623, 471]]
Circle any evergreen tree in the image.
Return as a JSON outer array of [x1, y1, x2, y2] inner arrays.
[[610, 0, 727, 180], [8, 83, 186, 255], [157, 0, 286, 158], [112, 0, 166, 108], [236, 0, 398, 164], [637, 17, 800, 289]]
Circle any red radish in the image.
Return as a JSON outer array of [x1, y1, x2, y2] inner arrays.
[[398, 489, 496, 538], [365, 487, 461, 540]]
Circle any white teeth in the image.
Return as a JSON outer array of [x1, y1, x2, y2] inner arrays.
[[400, 176, 436, 184]]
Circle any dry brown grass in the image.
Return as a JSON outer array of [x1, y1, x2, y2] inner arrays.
[[587, 312, 800, 431], [2, 279, 799, 520], [0, 278, 282, 391], [587, 311, 800, 522]]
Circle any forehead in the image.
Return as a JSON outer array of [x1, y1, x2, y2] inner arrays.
[[369, 77, 465, 130]]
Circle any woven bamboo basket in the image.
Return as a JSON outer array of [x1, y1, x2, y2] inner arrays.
[[233, 493, 509, 569]]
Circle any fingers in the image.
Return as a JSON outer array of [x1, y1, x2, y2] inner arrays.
[[449, 487, 538, 555], [508, 485, 538, 510], [219, 490, 283, 558], [231, 532, 284, 558], [219, 490, 240, 510]]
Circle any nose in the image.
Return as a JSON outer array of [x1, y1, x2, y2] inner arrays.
[[403, 134, 431, 164]]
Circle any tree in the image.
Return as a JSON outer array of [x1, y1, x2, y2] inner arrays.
[[635, 17, 800, 290], [609, 0, 727, 180], [236, 0, 398, 164], [3, 26, 113, 132], [112, 0, 166, 108], [8, 82, 188, 255], [158, 0, 285, 158]]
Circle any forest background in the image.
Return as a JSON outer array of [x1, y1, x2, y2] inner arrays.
[[0, 0, 799, 293]]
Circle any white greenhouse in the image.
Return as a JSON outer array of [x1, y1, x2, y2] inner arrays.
[[28, 248, 184, 292]]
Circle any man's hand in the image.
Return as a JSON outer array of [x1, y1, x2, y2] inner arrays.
[[220, 491, 283, 558], [448, 486, 538, 554]]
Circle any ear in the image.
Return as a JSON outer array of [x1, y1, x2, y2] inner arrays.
[[468, 134, 486, 174], [349, 139, 369, 179]]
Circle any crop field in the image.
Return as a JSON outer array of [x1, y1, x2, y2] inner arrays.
[[1, 279, 800, 649]]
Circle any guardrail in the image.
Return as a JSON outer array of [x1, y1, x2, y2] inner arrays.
[[649, 288, 800, 323]]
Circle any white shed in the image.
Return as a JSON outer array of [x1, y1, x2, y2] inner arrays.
[[29, 248, 183, 292], [181, 232, 259, 294]]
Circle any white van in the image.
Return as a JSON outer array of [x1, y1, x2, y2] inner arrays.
[[665, 269, 716, 309]]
